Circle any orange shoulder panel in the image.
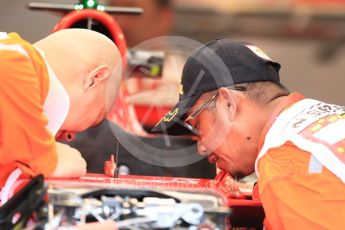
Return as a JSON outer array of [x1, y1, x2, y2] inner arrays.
[[257, 142, 345, 229], [0, 33, 57, 187]]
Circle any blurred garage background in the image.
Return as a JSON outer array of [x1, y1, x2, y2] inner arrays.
[[1, 0, 344, 105]]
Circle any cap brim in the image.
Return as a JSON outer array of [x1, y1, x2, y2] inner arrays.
[[151, 94, 201, 135]]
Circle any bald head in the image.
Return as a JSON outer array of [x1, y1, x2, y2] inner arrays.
[[34, 29, 122, 133]]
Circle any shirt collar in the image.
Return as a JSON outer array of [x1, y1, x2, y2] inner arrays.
[[40, 53, 70, 135], [257, 92, 305, 152]]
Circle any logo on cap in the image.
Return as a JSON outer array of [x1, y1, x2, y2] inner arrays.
[[163, 107, 179, 122], [178, 83, 184, 95]]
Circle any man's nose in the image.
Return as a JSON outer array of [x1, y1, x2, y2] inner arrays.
[[197, 141, 209, 156]]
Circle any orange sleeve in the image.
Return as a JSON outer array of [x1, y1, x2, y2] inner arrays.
[[0, 38, 57, 184], [257, 142, 345, 229]]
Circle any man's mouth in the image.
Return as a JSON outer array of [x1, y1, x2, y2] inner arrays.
[[207, 154, 219, 164]]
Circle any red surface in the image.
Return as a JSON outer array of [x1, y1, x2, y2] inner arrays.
[[9, 173, 264, 228], [11, 173, 256, 204], [15, 173, 261, 208]]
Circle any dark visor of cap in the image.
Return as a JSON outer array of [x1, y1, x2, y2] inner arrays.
[[151, 94, 201, 135]]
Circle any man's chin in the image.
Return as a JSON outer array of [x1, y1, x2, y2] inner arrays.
[[230, 172, 246, 180], [207, 154, 218, 164], [217, 164, 246, 179]]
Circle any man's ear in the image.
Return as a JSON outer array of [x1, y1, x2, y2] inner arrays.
[[84, 65, 110, 91], [217, 87, 238, 121]]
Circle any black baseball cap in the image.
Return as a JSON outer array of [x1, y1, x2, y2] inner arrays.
[[151, 38, 281, 135]]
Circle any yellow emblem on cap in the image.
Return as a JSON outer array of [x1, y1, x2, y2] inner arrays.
[[163, 108, 179, 122], [178, 83, 183, 95], [154, 108, 179, 127]]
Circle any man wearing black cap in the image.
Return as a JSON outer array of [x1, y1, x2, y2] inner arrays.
[[152, 39, 345, 229]]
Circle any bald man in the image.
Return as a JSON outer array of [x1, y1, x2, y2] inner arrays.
[[0, 29, 122, 194]]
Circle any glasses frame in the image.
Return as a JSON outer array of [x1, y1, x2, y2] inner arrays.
[[184, 85, 247, 133]]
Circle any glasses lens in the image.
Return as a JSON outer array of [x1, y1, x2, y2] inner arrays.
[[184, 92, 218, 126]]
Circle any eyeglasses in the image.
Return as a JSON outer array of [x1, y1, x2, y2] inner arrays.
[[184, 91, 219, 124], [184, 86, 247, 131]]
